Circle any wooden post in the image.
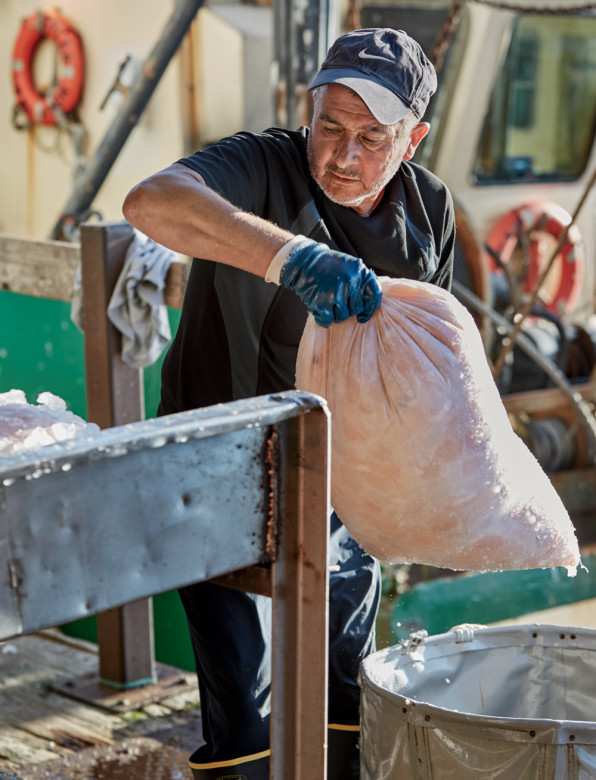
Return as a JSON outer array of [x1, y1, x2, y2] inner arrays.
[[80, 221, 155, 689], [80, 221, 145, 428]]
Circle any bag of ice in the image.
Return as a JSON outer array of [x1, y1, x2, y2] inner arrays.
[[296, 278, 581, 573]]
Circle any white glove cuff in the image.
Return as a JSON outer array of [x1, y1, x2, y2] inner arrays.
[[265, 235, 311, 284]]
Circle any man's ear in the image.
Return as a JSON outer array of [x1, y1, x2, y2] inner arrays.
[[403, 123, 430, 161]]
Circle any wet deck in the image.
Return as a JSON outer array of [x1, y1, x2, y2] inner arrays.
[[0, 630, 204, 780]]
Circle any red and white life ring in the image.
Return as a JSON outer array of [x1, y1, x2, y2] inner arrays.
[[485, 201, 584, 315], [11, 9, 85, 126]]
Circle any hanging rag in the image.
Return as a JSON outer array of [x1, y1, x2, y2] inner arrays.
[[70, 262, 84, 331], [71, 231, 175, 368], [107, 232, 175, 368]]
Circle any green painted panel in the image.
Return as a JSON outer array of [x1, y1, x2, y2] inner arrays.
[[153, 590, 195, 671], [1, 290, 186, 665], [0, 292, 87, 414], [0, 290, 179, 417], [388, 555, 596, 645]]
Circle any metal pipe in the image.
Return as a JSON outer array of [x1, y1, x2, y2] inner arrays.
[[50, 0, 204, 241], [273, 0, 335, 130]]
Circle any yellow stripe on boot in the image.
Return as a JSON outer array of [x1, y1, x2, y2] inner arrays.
[[190, 749, 270, 780]]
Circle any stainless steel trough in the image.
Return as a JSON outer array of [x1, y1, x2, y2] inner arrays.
[[0, 389, 330, 780]]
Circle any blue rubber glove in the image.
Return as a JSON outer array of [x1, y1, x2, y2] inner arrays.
[[279, 239, 382, 327]]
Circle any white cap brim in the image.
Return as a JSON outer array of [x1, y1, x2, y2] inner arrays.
[[308, 69, 414, 125]]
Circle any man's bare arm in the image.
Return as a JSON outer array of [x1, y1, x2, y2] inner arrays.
[[123, 162, 382, 326], [122, 163, 293, 277]]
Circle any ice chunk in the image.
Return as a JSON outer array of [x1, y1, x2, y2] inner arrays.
[[0, 390, 100, 454]]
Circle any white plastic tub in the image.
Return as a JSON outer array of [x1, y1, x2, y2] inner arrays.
[[360, 624, 596, 779]]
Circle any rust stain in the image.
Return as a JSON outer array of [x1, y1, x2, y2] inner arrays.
[[265, 425, 278, 561], [27, 129, 35, 235], [567, 742, 577, 776], [143, 59, 157, 80], [91, 748, 191, 779]]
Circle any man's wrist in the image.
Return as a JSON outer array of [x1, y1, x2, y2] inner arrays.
[[265, 235, 312, 284]]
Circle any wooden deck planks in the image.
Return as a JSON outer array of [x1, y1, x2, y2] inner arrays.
[[0, 630, 202, 776]]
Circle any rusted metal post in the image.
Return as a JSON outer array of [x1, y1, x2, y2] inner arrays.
[[80, 221, 155, 688], [270, 405, 330, 780]]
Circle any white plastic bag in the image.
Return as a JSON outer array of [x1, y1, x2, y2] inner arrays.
[[296, 278, 580, 572]]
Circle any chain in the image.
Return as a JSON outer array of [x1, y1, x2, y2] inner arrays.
[[429, 0, 582, 72], [430, 0, 596, 70], [51, 105, 89, 185], [430, 0, 466, 71]]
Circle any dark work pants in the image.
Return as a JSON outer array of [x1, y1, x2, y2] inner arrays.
[[179, 511, 381, 767]]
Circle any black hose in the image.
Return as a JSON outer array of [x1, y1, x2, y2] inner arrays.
[[452, 279, 596, 464]]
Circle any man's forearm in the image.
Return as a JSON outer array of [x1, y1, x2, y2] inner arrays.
[[122, 163, 293, 277], [123, 162, 382, 326]]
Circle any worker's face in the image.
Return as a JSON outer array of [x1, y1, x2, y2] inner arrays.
[[308, 84, 429, 216]]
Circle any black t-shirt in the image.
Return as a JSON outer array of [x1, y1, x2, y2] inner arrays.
[[159, 127, 455, 414]]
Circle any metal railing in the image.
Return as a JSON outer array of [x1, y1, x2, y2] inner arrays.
[[0, 223, 330, 779]]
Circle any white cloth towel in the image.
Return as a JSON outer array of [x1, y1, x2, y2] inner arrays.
[[107, 232, 175, 368], [71, 231, 175, 368]]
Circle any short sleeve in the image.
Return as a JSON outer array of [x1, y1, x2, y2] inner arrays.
[[177, 132, 270, 214]]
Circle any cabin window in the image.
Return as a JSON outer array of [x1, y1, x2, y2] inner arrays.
[[473, 13, 596, 183]]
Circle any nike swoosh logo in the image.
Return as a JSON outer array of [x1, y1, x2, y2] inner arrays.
[[358, 49, 394, 64]]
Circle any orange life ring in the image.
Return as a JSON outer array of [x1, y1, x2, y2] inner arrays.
[[485, 201, 584, 316], [11, 9, 84, 126]]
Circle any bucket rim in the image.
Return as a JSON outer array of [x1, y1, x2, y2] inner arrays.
[[360, 623, 596, 745]]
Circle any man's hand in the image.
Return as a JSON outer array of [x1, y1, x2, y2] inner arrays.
[[278, 239, 382, 327]]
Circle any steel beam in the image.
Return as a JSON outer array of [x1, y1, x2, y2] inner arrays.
[[0, 393, 327, 634], [0, 391, 330, 777]]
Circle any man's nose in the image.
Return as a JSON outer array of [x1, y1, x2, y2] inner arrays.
[[334, 135, 359, 166]]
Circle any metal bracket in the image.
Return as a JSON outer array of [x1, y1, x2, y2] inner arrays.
[[50, 662, 197, 713], [400, 629, 428, 655]]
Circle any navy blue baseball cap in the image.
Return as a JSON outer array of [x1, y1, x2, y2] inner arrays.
[[307, 28, 437, 125]]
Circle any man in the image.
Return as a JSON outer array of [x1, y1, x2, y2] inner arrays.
[[123, 27, 455, 779]]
